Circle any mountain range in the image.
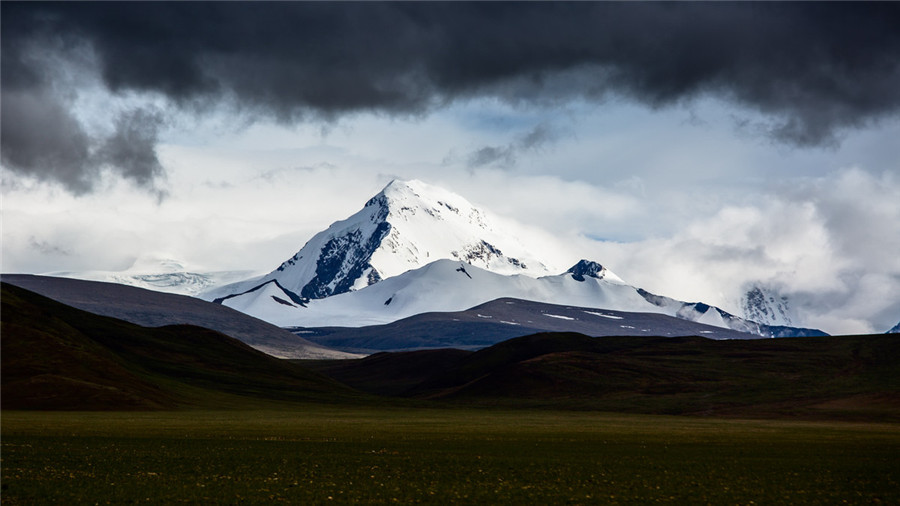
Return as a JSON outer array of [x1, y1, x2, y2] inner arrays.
[[201, 179, 826, 340]]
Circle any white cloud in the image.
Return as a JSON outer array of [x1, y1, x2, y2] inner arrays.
[[586, 168, 900, 334]]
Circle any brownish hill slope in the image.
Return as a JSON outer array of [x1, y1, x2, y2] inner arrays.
[[1, 274, 355, 359]]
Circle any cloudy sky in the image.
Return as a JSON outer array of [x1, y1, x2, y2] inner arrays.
[[3, 2, 899, 334]]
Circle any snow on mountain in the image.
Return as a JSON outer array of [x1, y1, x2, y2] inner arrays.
[[217, 257, 821, 337], [741, 284, 795, 327], [203, 179, 554, 301], [887, 321, 900, 334], [219, 259, 638, 327], [201, 180, 827, 338], [46, 255, 256, 297]]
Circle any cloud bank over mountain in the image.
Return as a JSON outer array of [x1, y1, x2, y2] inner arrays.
[[3, 2, 899, 193]]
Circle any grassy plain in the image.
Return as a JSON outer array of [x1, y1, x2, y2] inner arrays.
[[3, 407, 899, 504]]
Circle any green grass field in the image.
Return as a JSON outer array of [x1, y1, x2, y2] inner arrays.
[[3, 407, 899, 504]]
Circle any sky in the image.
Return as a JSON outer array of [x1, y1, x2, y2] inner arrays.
[[2, 2, 899, 334]]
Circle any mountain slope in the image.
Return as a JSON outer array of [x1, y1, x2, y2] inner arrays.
[[1, 274, 359, 359], [295, 297, 756, 353], [202, 179, 553, 302], [217, 259, 646, 327], [217, 259, 825, 337], [0, 283, 361, 410]]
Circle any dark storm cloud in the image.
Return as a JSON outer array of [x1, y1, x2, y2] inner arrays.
[[0, 84, 167, 195], [96, 108, 168, 196], [464, 123, 560, 169], [1, 88, 96, 194], [3, 2, 899, 191]]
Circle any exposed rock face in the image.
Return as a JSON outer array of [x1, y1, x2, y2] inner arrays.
[[567, 260, 606, 282], [299, 222, 392, 299]]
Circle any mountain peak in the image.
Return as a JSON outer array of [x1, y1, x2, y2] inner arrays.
[[210, 179, 554, 302], [364, 180, 476, 222], [371, 179, 470, 209], [567, 260, 606, 281], [564, 259, 627, 284], [381, 178, 426, 196], [367, 179, 421, 206]]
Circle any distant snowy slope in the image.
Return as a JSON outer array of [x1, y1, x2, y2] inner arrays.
[[202, 179, 553, 302], [48, 255, 256, 297]]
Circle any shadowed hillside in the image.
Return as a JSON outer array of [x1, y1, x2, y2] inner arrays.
[[1, 283, 362, 410], [309, 331, 900, 421], [6, 280, 898, 420], [1, 274, 355, 359]]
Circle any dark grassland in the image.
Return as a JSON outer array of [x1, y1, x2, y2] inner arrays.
[[3, 408, 900, 504]]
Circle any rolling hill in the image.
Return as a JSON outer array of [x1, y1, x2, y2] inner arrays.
[[308, 331, 900, 420], [1, 274, 357, 359], [5, 280, 897, 420], [1, 283, 362, 410]]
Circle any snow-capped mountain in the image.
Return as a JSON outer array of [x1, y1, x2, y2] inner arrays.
[[741, 285, 795, 327], [203, 179, 553, 302], [215, 258, 824, 337], [887, 321, 900, 334], [203, 179, 826, 338], [46, 255, 256, 297]]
